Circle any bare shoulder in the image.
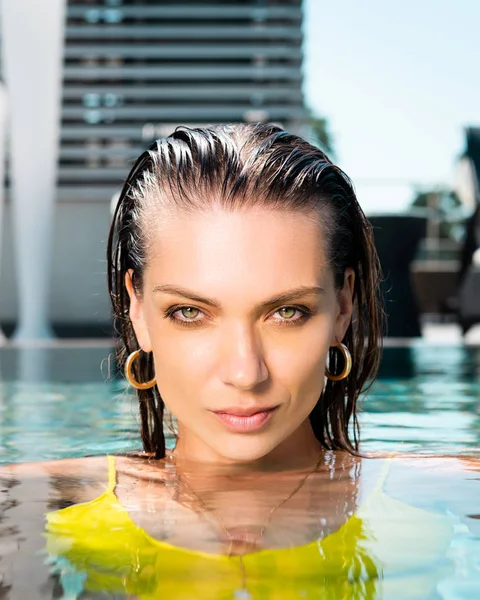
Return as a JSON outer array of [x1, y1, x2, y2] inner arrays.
[[363, 451, 480, 526], [360, 451, 480, 494], [3, 454, 161, 510], [0, 456, 119, 507], [115, 453, 170, 484], [0, 455, 110, 481], [362, 451, 480, 470]]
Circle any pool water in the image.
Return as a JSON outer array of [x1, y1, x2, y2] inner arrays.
[[0, 344, 479, 600], [0, 345, 479, 463]]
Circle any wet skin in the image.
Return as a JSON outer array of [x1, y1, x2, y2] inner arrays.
[[125, 208, 355, 465]]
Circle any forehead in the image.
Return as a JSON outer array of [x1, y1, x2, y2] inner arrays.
[[145, 208, 330, 294]]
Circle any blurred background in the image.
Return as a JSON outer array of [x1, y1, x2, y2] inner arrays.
[[0, 1, 479, 469], [0, 0, 478, 342]]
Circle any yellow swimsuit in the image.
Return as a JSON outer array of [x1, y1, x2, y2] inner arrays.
[[44, 456, 455, 600]]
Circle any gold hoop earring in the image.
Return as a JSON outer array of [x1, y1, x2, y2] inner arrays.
[[124, 349, 157, 390], [325, 342, 352, 381]]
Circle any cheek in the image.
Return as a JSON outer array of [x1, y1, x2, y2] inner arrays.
[[267, 321, 332, 397], [148, 328, 216, 413]]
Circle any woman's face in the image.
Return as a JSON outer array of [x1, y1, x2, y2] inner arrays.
[[126, 207, 354, 464]]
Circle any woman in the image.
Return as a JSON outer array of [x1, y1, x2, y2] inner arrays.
[[1, 124, 478, 599], [109, 122, 381, 463]]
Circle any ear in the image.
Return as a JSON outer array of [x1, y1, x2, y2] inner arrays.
[[125, 269, 152, 352], [332, 267, 355, 345]]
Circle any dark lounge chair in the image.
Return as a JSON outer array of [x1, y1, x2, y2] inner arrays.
[[369, 214, 427, 337]]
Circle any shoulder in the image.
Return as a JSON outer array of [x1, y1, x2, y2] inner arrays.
[[362, 452, 480, 528], [0, 453, 158, 477], [360, 451, 478, 483], [0, 455, 110, 480], [0, 456, 117, 507], [115, 453, 170, 486]]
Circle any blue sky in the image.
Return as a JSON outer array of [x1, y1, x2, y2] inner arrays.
[[303, 0, 480, 214]]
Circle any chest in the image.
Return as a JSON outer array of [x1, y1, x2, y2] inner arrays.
[[117, 481, 356, 554]]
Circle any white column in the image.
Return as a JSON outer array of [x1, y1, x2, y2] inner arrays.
[[1, 0, 66, 340], [0, 82, 8, 344]]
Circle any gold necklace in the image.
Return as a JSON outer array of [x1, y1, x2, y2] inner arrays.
[[165, 450, 324, 598]]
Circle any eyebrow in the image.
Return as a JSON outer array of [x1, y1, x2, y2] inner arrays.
[[152, 284, 326, 309]]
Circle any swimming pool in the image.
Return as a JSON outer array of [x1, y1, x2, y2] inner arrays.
[[0, 344, 479, 600], [0, 345, 479, 464]]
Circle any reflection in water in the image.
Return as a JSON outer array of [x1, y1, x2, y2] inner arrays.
[[0, 456, 478, 598], [378, 346, 416, 379], [41, 455, 464, 600], [44, 455, 378, 599], [361, 345, 480, 454], [377, 345, 480, 381], [0, 470, 53, 598], [17, 347, 50, 383], [0, 473, 21, 599]]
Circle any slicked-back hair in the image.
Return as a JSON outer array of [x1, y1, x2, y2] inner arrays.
[[107, 123, 383, 458]]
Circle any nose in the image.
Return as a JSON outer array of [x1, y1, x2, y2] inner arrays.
[[218, 323, 269, 390]]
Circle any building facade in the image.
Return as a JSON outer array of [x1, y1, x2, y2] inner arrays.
[[1, 0, 306, 335]]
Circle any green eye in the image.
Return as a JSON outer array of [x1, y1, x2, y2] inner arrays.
[[272, 306, 313, 327], [278, 307, 297, 319], [180, 307, 200, 319]]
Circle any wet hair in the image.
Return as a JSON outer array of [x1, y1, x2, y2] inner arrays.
[[107, 123, 383, 458]]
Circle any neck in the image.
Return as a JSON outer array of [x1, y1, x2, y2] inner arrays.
[[172, 419, 324, 475]]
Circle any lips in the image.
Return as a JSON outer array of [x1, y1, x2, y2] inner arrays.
[[211, 406, 278, 433]]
